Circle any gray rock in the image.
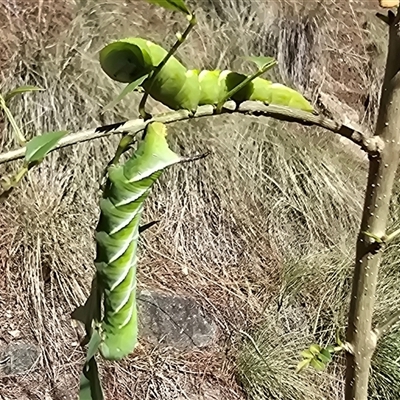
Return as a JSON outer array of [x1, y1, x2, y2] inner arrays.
[[137, 289, 218, 350], [0, 341, 40, 375]]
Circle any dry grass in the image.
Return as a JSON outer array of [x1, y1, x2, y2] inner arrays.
[[0, 0, 399, 399]]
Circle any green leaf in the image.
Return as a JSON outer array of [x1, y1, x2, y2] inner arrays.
[[244, 55, 277, 71], [103, 74, 150, 112], [321, 348, 332, 359], [86, 330, 102, 363], [326, 345, 336, 354], [309, 344, 322, 355], [310, 358, 326, 371], [25, 131, 68, 163], [145, 0, 190, 14], [300, 349, 314, 359], [79, 358, 104, 400], [317, 349, 332, 364], [4, 85, 45, 103], [296, 358, 311, 373]]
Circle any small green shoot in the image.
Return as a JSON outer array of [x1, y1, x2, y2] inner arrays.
[[0, 94, 26, 146], [296, 343, 340, 373], [0, 85, 45, 146]]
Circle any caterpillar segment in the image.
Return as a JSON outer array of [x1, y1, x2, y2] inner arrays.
[[94, 122, 181, 360], [99, 37, 314, 114]]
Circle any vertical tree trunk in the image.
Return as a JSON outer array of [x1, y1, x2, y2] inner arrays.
[[345, 10, 400, 400]]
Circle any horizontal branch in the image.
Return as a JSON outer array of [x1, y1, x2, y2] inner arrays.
[[0, 100, 382, 165]]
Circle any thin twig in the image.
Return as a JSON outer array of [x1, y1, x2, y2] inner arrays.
[[139, 13, 197, 119], [0, 101, 380, 165], [216, 59, 276, 112], [374, 310, 400, 339]]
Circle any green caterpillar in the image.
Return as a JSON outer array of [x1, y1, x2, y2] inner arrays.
[[94, 121, 181, 360], [99, 37, 314, 114]]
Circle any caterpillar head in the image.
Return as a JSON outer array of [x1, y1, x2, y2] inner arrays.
[[99, 40, 153, 83]]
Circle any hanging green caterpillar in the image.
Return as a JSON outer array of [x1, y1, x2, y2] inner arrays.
[[93, 121, 182, 360], [99, 37, 314, 114]]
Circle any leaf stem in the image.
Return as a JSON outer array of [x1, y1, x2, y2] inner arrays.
[[0, 165, 29, 203], [215, 60, 277, 113], [139, 13, 197, 119], [384, 227, 400, 243]]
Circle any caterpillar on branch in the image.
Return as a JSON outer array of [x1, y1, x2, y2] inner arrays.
[[99, 37, 314, 113], [94, 121, 182, 360]]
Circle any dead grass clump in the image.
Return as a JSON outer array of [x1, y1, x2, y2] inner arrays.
[[0, 158, 99, 393], [237, 303, 344, 400], [0, 0, 73, 78]]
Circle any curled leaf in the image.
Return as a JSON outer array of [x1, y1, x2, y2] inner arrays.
[[317, 349, 332, 364], [300, 350, 314, 359], [326, 345, 336, 354]]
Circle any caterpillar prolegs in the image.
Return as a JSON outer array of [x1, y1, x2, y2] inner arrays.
[[94, 121, 181, 360], [99, 37, 314, 113]]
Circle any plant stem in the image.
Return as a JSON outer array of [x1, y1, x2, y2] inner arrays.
[[139, 13, 197, 120], [0, 101, 381, 165], [344, 9, 400, 400], [0, 165, 29, 202], [384, 227, 400, 243]]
